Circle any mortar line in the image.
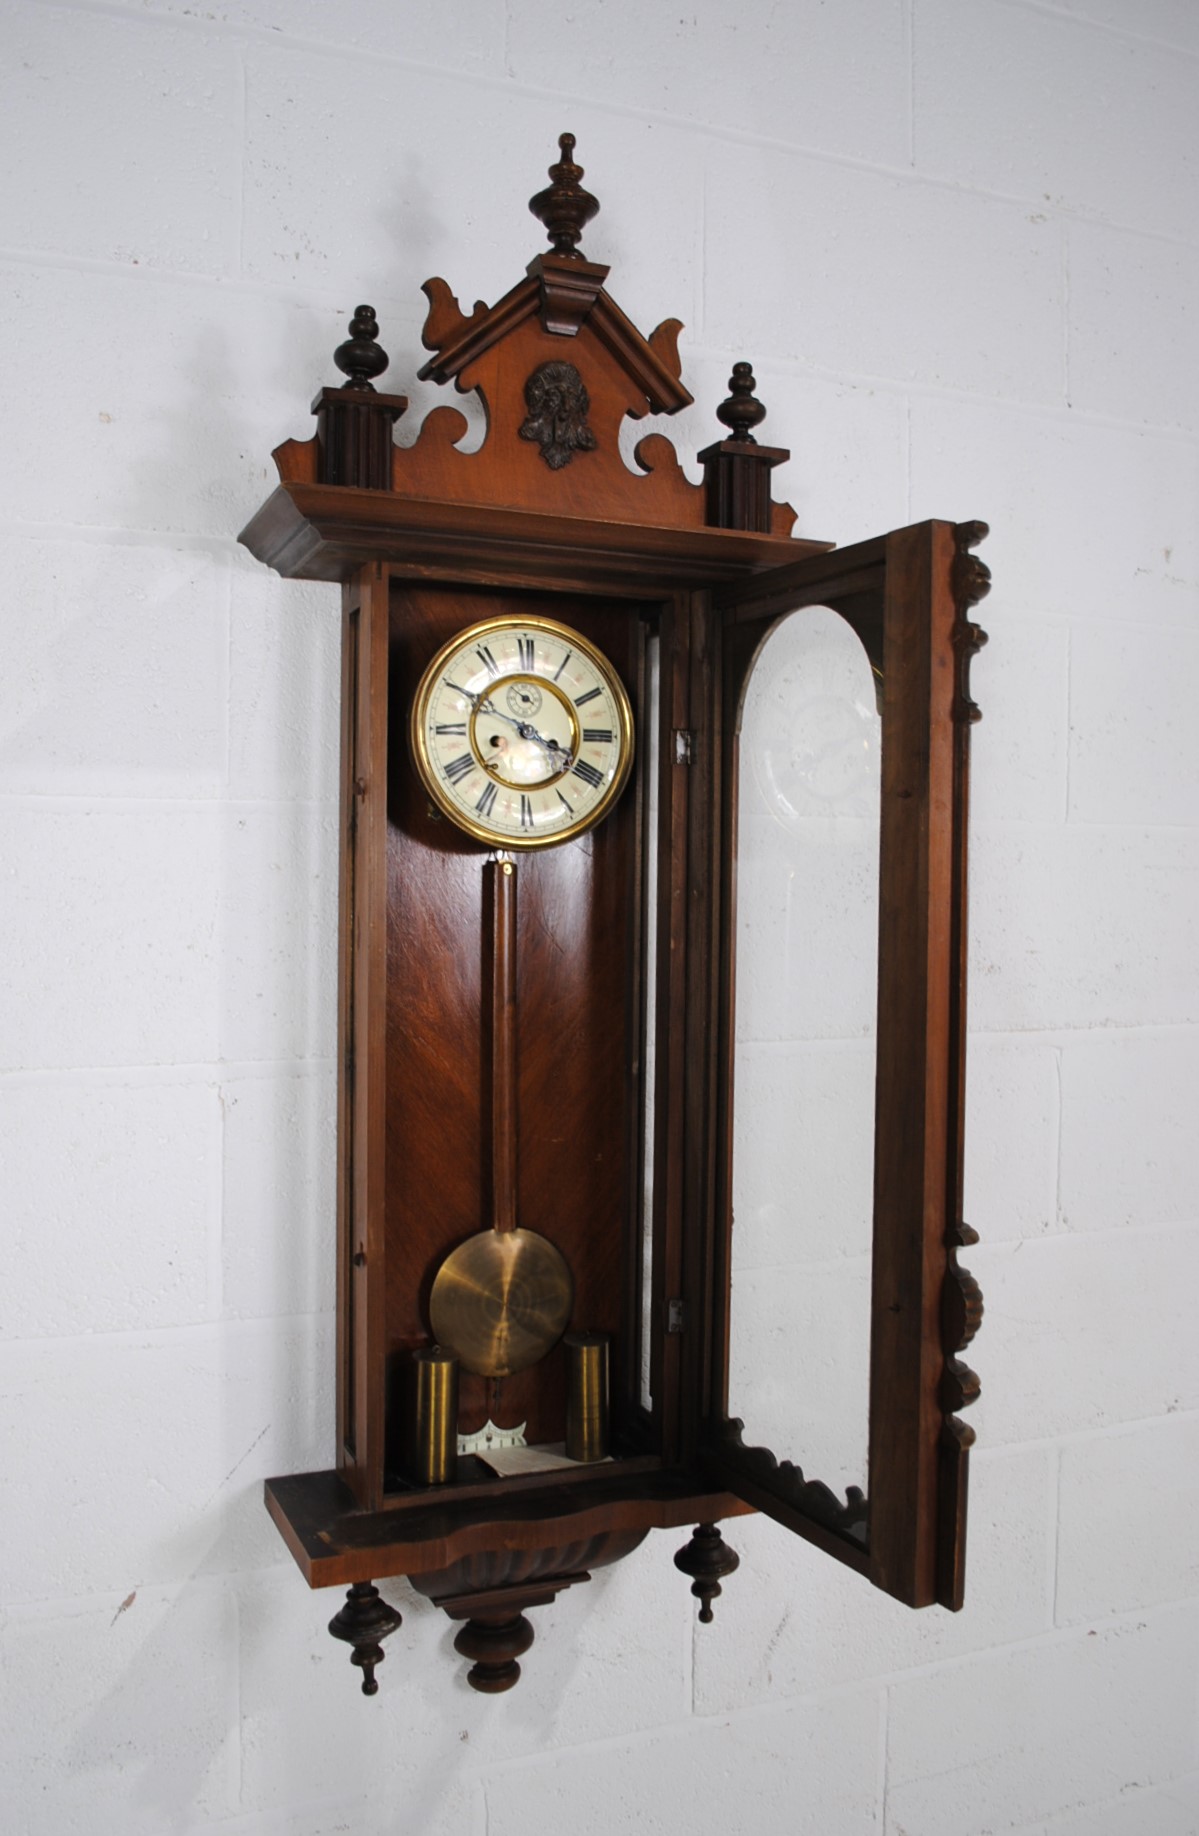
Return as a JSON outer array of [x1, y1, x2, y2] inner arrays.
[[1062, 218, 1072, 409], [4, 239, 1198, 445], [878, 1685, 891, 1834], [234, 50, 248, 283], [997, 0, 1199, 59], [1049, 1440, 1063, 1628], [9, 8, 1199, 254], [905, 0, 916, 171]]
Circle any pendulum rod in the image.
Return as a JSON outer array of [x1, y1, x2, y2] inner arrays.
[[489, 855, 518, 1235]]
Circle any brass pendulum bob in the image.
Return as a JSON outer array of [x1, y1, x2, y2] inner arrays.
[[429, 857, 573, 1377]]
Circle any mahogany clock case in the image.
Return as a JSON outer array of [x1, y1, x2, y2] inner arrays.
[[239, 131, 989, 1691]]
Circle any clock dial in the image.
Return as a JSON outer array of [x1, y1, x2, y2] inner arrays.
[[411, 615, 634, 848]]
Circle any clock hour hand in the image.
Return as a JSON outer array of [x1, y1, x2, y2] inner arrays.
[[477, 699, 574, 769], [446, 683, 574, 770], [521, 727, 573, 769]]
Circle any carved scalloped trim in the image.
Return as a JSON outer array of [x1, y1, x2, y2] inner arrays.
[[943, 1260, 984, 1351], [717, 1419, 868, 1546], [272, 435, 319, 485], [420, 277, 491, 355], [941, 1220, 983, 1448], [389, 403, 479, 488], [952, 519, 991, 725], [418, 276, 541, 384], [630, 430, 691, 484], [647, 317, 685, 384]]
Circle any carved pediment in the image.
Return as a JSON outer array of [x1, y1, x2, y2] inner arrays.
[[265, 133, 800, 539]]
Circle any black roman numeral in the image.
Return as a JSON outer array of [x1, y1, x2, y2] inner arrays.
[[582, 728, 613, 745], [572, 759, 604, 791], [517, 636, 535, 673], [435, 722, 467, 736], [519, 794, 534, 831], [556, 788, 574, 813], [444, 753, 474, 783], [475, 781, 497, 818], [477, 644, 499, 678], [553, 650, 573, 681], [574, 686, 601, 707]]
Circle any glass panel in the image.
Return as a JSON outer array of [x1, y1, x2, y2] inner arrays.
[[728, 605, 880, 1505], [638, 629, 660, 1413]]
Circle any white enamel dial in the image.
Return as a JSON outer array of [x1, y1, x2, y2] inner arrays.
[[411, 615, 635, 849]]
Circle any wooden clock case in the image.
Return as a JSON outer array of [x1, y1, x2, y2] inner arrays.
[[239, 135, 989, 1696]]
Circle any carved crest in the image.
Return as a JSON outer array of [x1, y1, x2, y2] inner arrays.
[[519, 361, 597, 470]]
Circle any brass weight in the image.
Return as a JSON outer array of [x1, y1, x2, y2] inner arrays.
[[564, 1331, 610, 1462], [412, 1346, 459, 1485]]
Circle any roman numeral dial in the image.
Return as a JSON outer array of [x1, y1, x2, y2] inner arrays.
[[411, 614, 635, 850]]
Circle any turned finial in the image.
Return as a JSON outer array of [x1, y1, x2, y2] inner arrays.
[[716, 362, 767, 443], [334, 305, 390, 392], [674, 1523, 740, 1624], [327, 1581, 402, 1695], [529, 131, 600, 257]]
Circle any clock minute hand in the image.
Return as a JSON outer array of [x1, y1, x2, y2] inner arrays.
[[444, 678, 490, 706], [510, 716, 572, 767], [455, 690, 528, 736], [446, 683, 573, 767]]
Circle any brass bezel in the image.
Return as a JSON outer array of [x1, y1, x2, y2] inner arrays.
[[410, 613, 636, 850]]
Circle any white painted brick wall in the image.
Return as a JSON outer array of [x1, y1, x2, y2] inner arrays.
[[2, 1, 1197, 1830]]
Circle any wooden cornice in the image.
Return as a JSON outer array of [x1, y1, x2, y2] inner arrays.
[[238, 481, 832, 596]]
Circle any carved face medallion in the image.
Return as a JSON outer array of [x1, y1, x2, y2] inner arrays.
[[519, 361, 597, 470]]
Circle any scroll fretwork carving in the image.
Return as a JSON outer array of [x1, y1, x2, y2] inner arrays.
[[942, 1220, 984, 1434], [952, 520, 991, 724], [716, 1420, 868, 1547]]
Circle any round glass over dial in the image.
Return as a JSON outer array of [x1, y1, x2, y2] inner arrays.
[[411, 615, 635, 849]]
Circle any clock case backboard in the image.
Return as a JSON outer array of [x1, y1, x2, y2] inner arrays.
[[239, 136, 988, 1687]]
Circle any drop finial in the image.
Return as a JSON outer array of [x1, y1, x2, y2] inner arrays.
[[716, 362, 767, 444], [529, 131, 600, 258]]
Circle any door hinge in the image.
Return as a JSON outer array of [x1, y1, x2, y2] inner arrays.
[[673, 730, 693, 765], [667, 1297, 686, 1334]]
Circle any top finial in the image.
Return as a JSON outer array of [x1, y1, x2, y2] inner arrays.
[[715, 362, 767, 443], [529, 132, 600, 258], [333, 305, 390, 391]]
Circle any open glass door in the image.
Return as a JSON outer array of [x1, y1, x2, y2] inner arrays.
[[701, 520, 989, 1610]]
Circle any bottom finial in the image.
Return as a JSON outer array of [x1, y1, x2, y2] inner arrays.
[[327, 1580, 402, 1696], [674, 1523, 740, 1624]]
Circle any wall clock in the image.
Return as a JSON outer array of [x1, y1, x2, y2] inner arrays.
[[239, 132, 989, 1696]]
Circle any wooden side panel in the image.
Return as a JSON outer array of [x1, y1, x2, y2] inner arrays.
[[645, 592, 694, 1465], [865, 520, 958, 1607], [338, 566, 392, 1509], [698, 524, 981, 1604], [935, 520, 990, 1609]]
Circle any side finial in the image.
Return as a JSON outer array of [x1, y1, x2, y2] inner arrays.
[[715, 362, 766, 443], [334, 305, 390, 392], [529, 132, 600, 257]]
